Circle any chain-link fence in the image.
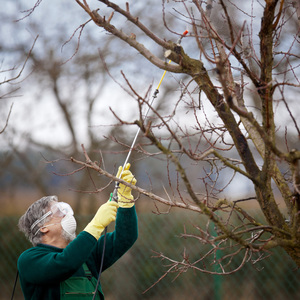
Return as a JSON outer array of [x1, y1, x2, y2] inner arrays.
[[1, 211, 299, 300]]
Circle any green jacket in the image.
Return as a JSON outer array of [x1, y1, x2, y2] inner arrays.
[[18, 207, 138, 300]]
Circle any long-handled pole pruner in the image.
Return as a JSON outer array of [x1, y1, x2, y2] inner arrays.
[[94, 30, 188, 300], [110, 29, 189, 202]]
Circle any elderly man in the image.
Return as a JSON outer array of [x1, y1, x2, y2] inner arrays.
[[17, 164, 138, 300]]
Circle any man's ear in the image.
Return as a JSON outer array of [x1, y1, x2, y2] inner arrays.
[[39, 226, 49, 234]]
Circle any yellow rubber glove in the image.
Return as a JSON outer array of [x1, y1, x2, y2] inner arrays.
[[83, 201, 119, 239], [116, 163, 137, 208]]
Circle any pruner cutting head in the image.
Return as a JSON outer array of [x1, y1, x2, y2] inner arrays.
[[177, 30, 189, 45]]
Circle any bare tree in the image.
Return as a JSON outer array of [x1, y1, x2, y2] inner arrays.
[[18, 0, 300, 280], [67, 0, 300, 273]]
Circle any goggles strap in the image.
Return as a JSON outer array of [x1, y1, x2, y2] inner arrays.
[[30, 211, 52, 232]]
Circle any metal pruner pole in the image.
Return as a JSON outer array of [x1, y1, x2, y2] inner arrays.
[[110, 30, 189, 202]]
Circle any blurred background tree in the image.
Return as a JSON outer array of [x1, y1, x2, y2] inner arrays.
[[0, 0, 179, 214]]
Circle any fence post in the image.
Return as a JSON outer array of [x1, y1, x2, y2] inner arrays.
[[211, 220, 222, 300]]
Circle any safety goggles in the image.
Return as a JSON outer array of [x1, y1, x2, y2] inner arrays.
[[30, 202, 74, 233]]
